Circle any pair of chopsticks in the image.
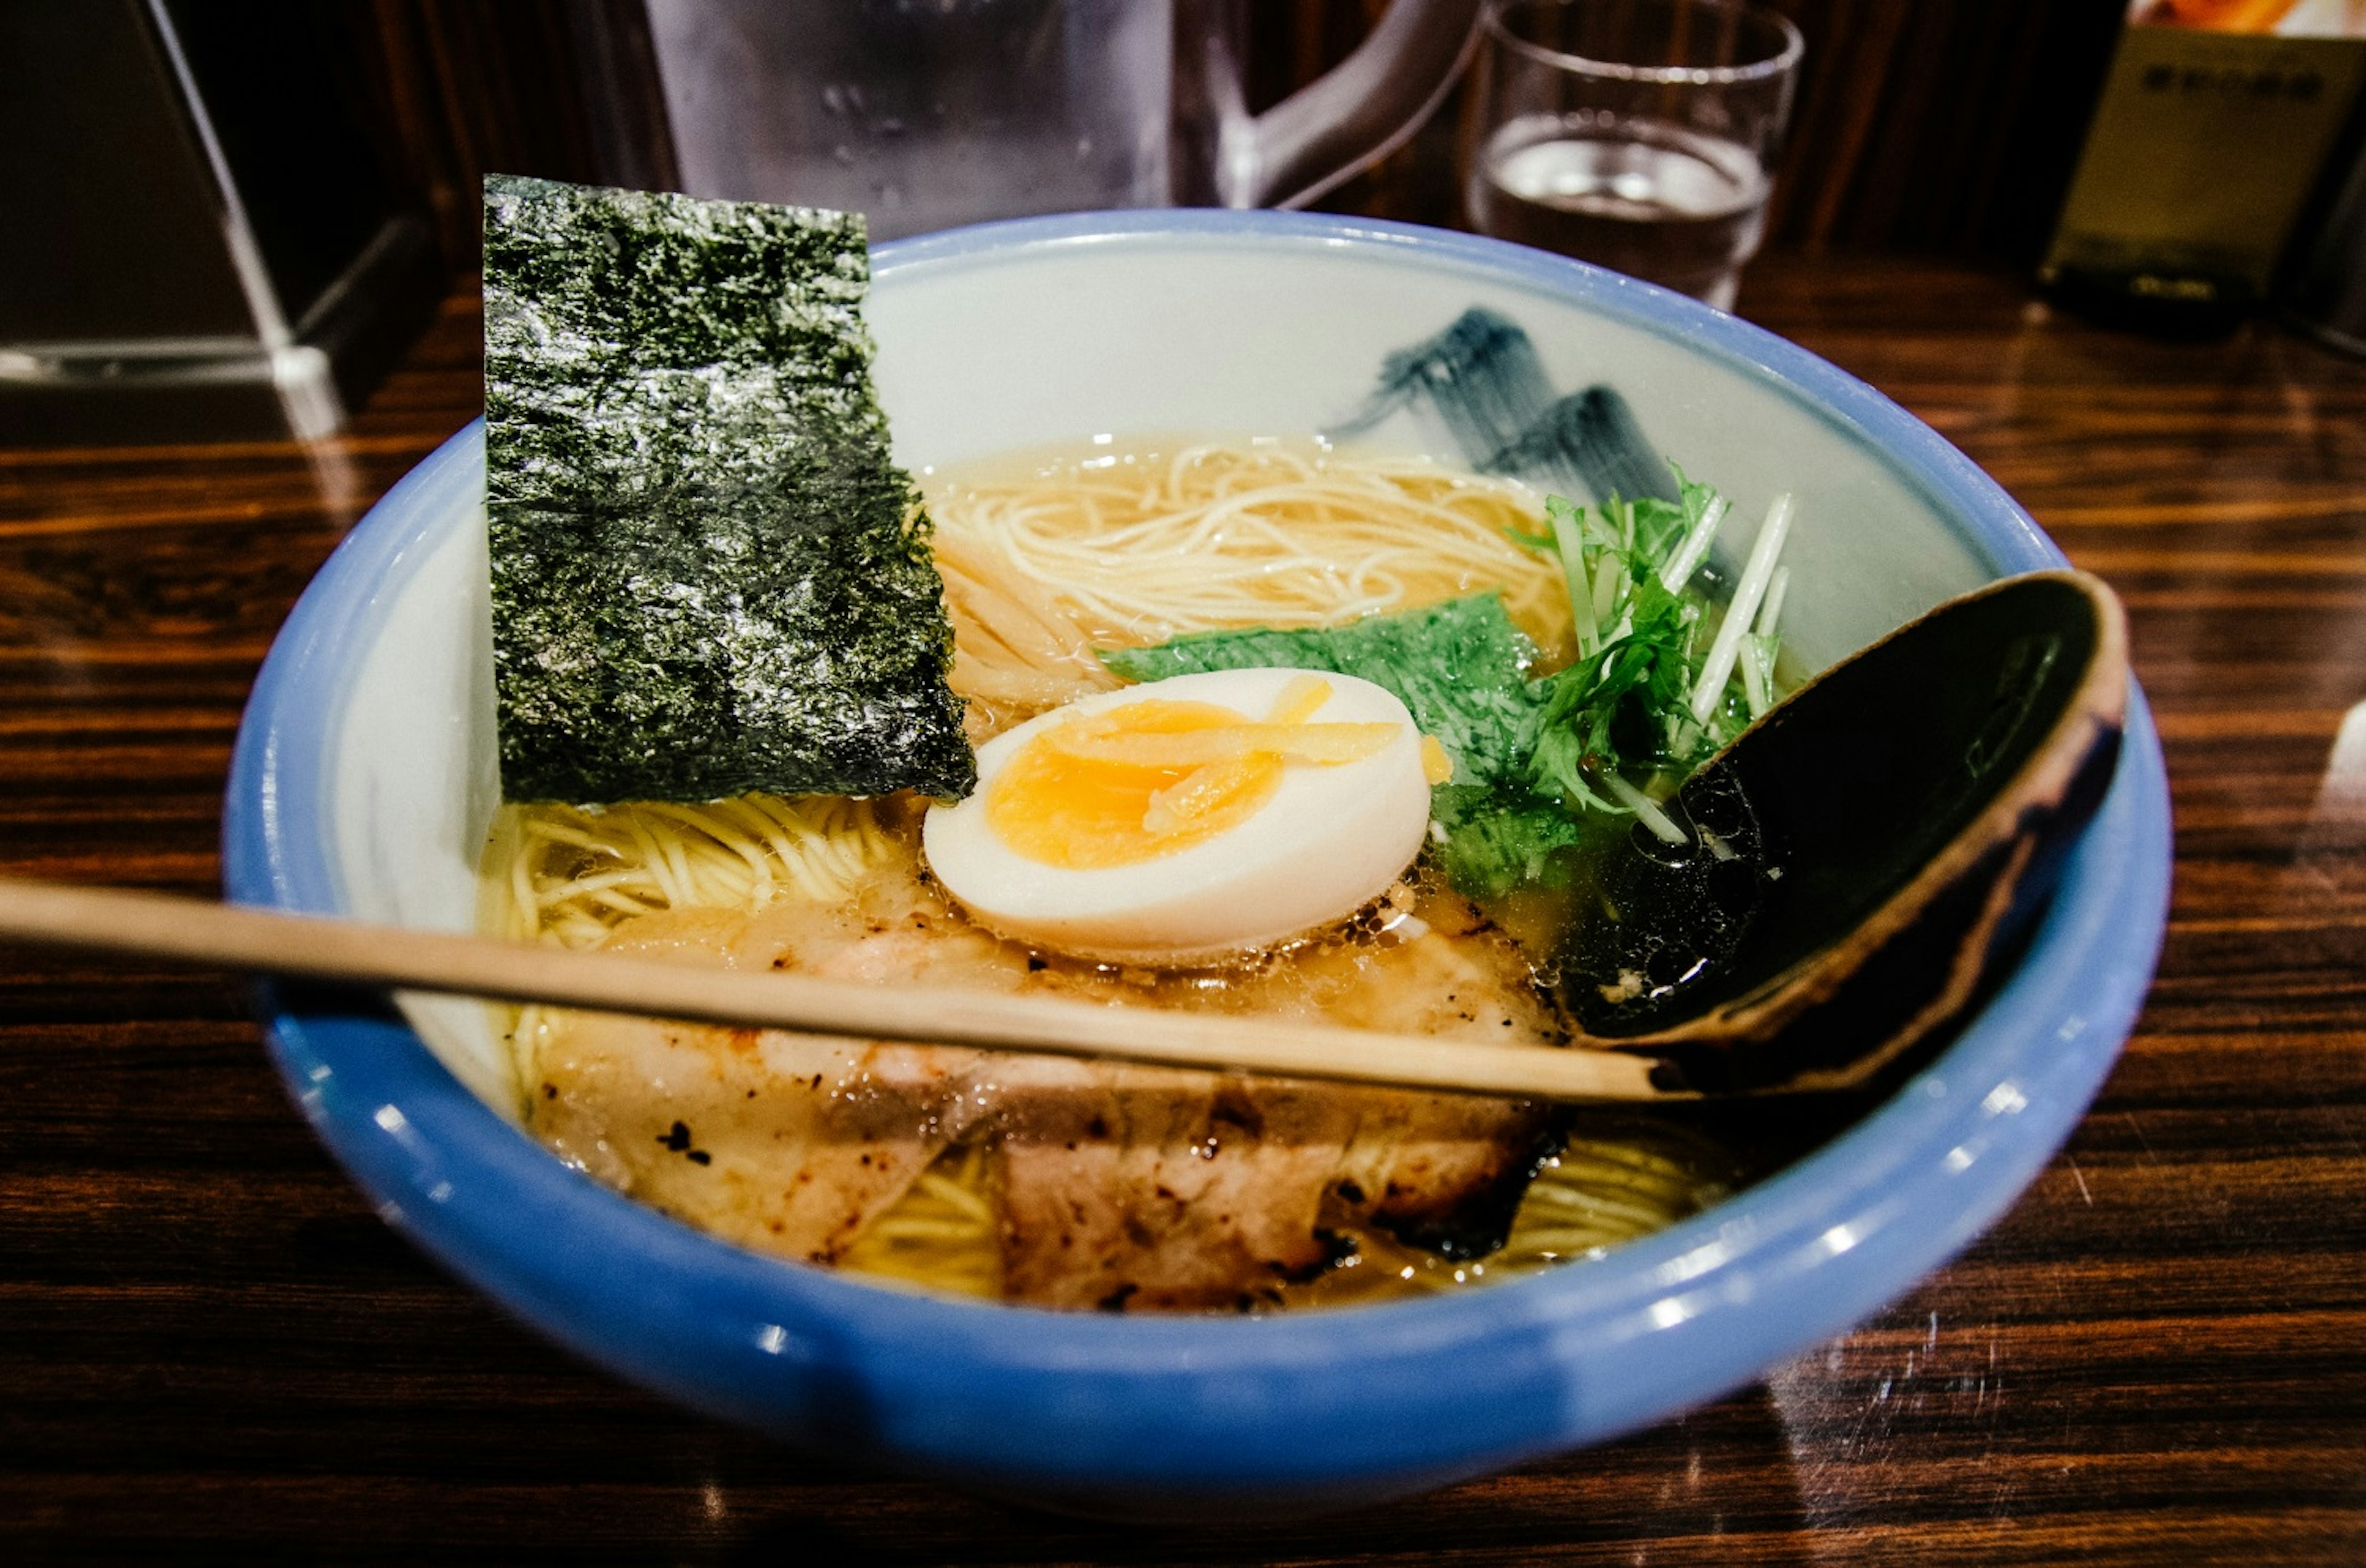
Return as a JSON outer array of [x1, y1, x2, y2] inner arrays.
[[0, 877, 1674, 1103]]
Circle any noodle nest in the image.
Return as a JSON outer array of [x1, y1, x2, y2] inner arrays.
[[931, 441, 1575, 726]]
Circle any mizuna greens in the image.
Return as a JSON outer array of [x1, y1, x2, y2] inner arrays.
[[1100, 473, 1794, 899]]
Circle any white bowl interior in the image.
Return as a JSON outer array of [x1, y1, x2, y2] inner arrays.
[[330, 234, 1997, 1117]]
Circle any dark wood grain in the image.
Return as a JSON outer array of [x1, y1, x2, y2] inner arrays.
[[4, 258, 2365, 1564]]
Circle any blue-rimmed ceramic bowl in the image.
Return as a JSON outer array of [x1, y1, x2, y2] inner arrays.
[[224, 211, 2169, 1519]]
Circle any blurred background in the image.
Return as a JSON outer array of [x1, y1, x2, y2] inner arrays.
[[7, 0, 2362, 443], [289, 0, 2136, 274]]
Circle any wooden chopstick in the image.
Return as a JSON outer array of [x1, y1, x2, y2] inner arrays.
[[0, 877, 1677, 1103]]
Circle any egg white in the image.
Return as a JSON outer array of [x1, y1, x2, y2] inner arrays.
[[922, 668, 1433, 964]]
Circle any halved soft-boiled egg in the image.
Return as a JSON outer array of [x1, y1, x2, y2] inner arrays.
[[922, 668, 1438, 964]]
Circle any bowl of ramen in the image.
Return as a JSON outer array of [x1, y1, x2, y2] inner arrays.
[[225, 207, 2169, 1518]]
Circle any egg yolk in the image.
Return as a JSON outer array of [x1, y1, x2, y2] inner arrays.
[[985, 677, 1402, 869]]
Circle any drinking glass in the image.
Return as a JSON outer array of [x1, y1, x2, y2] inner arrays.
[[1466, 0, 1803, 310]]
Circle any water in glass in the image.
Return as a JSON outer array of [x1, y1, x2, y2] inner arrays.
[[1470, 114, 1770, 310]]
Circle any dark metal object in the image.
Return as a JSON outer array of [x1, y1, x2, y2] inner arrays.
[[0, 0, 442, 444]]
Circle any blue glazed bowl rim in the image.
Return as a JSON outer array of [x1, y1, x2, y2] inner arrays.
[[223, 209, 2170, 1501]]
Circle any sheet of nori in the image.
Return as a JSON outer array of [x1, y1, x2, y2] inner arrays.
[[482, 174, 974, 803]]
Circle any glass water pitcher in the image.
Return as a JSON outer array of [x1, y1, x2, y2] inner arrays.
[[642, 0, 1484, 238]]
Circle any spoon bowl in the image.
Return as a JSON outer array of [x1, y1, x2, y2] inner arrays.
[[1561, 569, 2129, 1093]]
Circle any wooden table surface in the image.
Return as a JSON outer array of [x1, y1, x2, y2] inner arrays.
[[2, 252, 2362, 1564]]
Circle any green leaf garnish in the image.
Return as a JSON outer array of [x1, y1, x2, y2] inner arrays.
[[1097, 465, 1788, 903]]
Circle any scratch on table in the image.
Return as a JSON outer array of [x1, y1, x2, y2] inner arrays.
[[2120, 1113, 2160, 1166]]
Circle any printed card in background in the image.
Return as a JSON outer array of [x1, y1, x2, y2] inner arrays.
[[2042, 0, 2366, 322]]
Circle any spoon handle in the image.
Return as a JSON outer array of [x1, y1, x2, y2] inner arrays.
[[0, 877, 1677, 1104]]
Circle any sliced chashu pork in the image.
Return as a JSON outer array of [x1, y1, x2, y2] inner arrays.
[[992, 924, 1561, 1311], [531, 904, 1004, 1263], [526, 859, 1561, 1309]]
